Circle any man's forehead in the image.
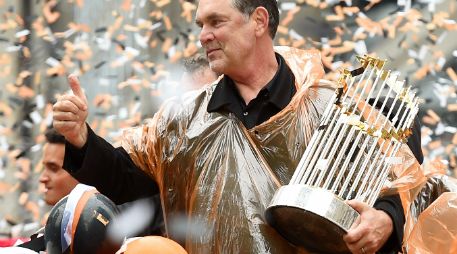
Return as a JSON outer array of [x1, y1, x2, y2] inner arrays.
[[196, 0, 233, 17]]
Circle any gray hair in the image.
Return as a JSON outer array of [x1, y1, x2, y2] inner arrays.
[[231, 0, 279, 38]]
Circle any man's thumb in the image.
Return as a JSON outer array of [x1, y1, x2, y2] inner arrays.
[[346, 199, 369, 214], [68, 74, 86, 100]]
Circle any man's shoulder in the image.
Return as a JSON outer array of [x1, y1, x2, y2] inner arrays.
[[154, 83, 217, 123], [274, 46, 325, 89], [274, 46, 321, 59]]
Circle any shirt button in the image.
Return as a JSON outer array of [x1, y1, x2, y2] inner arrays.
[[243, 111, 249, 116]]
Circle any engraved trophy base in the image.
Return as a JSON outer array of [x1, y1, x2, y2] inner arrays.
[[265, 184, 360, 254]]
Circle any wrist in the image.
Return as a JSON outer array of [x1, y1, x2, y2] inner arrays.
[[77, 123, 88, 148], [68, 123, 88, 149]]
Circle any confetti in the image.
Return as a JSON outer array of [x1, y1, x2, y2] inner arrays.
[[1, 0, 456, 240]]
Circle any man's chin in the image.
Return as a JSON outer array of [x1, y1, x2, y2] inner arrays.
[[209, 62, 224, 75], [44, 196, 56, 206]]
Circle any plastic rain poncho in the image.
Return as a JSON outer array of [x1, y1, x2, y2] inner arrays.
[[120, 46, 444, 253]]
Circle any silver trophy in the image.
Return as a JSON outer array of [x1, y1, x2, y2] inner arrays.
[[265, 56, 419, 253]]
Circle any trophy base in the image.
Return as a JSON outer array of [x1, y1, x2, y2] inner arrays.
[[265, 184, 359, 254]]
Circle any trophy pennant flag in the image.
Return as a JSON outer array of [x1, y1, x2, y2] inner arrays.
[[265, 55, 420, 253]]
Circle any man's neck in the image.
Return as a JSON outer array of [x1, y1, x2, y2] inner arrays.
[[231, 48, 278, 105]]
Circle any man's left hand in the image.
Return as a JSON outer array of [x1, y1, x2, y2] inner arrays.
[[343, 200, 393, 254]]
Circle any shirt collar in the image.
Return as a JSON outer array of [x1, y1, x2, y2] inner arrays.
[[207, 53, 295, 113]]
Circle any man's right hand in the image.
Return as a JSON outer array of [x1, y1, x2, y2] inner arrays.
[[53, 74, 89, 148]]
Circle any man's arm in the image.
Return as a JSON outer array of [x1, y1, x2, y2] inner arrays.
[[374, 195, 404, 253], [63, 125, 159, 204], [53, 75, 159, 204]]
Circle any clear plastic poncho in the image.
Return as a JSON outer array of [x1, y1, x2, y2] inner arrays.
[[400, 159, 457, 253], [120, 46, 438, 253]]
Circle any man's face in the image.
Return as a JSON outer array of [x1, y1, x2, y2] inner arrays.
[[196, 0, 256, 75], [39, 143, 79, 205], [181, 67, 218, 90]]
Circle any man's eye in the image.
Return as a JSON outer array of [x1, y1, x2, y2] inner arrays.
[[212, 20, 222, 26], [49, 165, 59, 172]]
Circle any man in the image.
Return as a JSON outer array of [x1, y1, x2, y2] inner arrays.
[[181, 52, 219, 90], [15, 128, 79, 252], [53, 0, 420, 253], [39, 128, 79, 206]]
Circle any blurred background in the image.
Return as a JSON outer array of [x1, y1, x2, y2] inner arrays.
[[0, 0, 455, 239]]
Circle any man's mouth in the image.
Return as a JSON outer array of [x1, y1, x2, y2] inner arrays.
[[207, 48, 220, 55]]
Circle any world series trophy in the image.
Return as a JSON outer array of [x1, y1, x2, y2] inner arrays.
[[265, 56, 420, 253]]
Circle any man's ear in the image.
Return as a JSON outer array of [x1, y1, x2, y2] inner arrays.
[[251, 7, 269, 37]]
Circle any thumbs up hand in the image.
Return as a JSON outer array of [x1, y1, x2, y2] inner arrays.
[[53, 75, 89, 148]]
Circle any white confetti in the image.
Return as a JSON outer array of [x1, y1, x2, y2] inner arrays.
[[35, 95, 45, 110], [289, 29, 303, 41], [45, 57, 61, 67], [15, 29, 30, 38], [280, 2, 296, 11], [30, 111, 42, 124], [354, 40, 367, 55]]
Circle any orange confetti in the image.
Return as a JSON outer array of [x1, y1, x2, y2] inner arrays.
[[276, 25, 288, 35], [67, 22, 91, 33], [183, 42, 198, 58], [422, 116, 437, 126], [428, 140, 442, 150], [0, 102, 12, 117], [364, 0, 382, 11], [281, 7, 300, 27], [161, 37, 173, 53], [447, 104, 457, 112], [326, 6, 344, 22], [93, 94, 113, 110], [19, 192, 29, 206], [75, 0, 84, 8], [427, 109, 441, 123], [452, 132, 457, 145], [163, 15, 172, 31], [0, 182, 12, 194], [414, 64, 431, 80], [121, 0, 132, 12], [155, 0, 171, 8], [446, 67, 457, 82], [43, 0, 60, 24], [342, 7, 360, 16], [181, 1, 196, 23]]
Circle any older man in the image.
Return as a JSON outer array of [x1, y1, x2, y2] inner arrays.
[[53, 0, 419, 253]]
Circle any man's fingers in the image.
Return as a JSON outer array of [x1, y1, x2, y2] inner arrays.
[[344, 200, 370, 244], [346, 200, 370, 214], [57, 93, 87, 112], [53, 110, 79, 122], [346, 241, 373, 254], [68, 74, 87, 109], [53, 96, 82, 114], [53, 119, 77, 131], [344, 225, 364, 244]]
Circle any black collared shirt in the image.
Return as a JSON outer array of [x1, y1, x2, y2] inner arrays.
[[207, 53, 296, 129]]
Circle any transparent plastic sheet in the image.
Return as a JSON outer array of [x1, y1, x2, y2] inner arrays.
[[349, 93, 456, 252], [377, 122, 457, 253], [399, 160, 457, 254], [119, 46, 428, 253], [121, 47, 331, 253]]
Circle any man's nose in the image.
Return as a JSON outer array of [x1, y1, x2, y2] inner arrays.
[[39, 170, 49, 183], [199, 25, 215, 45]]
